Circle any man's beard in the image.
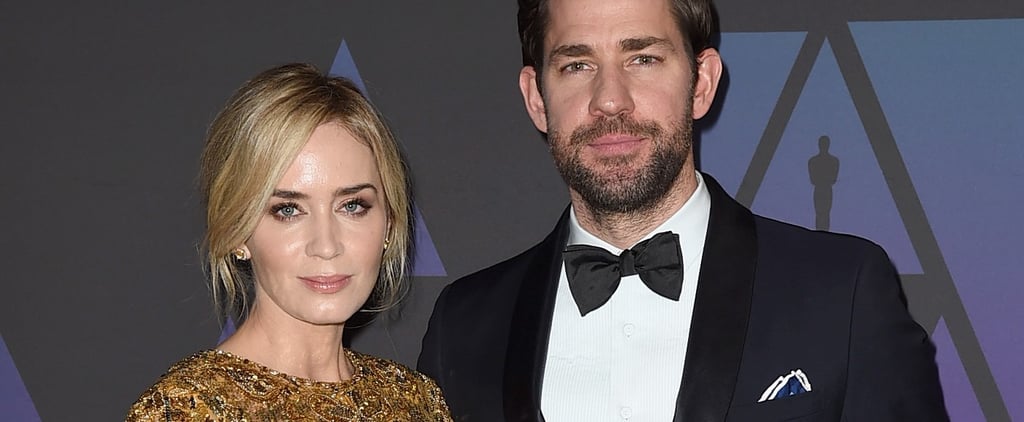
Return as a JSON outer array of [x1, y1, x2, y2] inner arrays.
[[548, 114, 693, 216]]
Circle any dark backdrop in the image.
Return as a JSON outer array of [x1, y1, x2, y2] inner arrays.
[[1, 2, 1021, 421]]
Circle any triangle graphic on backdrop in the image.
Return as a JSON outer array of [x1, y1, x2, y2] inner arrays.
[[753, 40, 920, 273], [733, 25, 1008, 419], [931, 318, 985, 421], [0, 334, 41, 422], [700, 31, 807, 194], [329, 40, 446, 277]]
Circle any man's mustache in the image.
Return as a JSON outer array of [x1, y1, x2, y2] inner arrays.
[[570, 116, 663, 146]]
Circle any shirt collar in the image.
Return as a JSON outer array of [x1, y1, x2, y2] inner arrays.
[[568, 171, 711, 259]]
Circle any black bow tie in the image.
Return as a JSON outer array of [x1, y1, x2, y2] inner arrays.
[[562, 231, 684, 316]]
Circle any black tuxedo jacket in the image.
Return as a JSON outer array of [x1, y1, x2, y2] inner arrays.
[[419, 174, 948, 421]]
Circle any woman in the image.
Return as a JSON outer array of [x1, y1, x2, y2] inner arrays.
[[127, 63, 452, 421]]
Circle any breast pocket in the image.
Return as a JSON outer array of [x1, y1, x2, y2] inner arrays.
[[726, 392, 824, 422]]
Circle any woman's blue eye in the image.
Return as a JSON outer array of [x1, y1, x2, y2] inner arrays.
[[340, 200, 370, 215], [269, 203, 303, 220]]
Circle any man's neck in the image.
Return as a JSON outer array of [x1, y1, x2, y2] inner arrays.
[[572, 170, 698, 250]]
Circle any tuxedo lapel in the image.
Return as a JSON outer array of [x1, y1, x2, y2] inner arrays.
[[499, 179, 756, 421], [503, 208, 570, 422], [674, 174, 758, 422]]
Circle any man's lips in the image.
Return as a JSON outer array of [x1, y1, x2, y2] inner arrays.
[[298, 275, 351, 293], [589, 134, 644, 145], [587, 134, 645, 153]]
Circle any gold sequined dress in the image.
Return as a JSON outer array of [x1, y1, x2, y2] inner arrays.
[[126, 349, 452, 421]]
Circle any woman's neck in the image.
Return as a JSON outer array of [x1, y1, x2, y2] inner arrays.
[[217, 304, 351, 382]]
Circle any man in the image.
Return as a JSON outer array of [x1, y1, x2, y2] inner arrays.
[[419, 0, 948, 420]]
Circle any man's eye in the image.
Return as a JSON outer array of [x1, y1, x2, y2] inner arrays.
[[562, 62, 590, 72], [633, 55, 660, 65]]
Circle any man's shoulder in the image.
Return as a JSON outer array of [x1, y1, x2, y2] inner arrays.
[[752, 214, 889, 263]]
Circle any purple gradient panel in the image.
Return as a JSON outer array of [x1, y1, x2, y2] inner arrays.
[[755, 40, 922, 273], [0, 335, 40, 422], [329, 40, 447, 277], [932, 318, 985, 421], [217, 317, 236, 344], [853, 19, 1024, 420], [329, 40, 368, 93], [411, 207, 446, 276], [701, 32, 806, 194], [702, 33, 921, 272]]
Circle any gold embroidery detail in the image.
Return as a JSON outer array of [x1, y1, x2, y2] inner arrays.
[[127, 349, 452, 421]]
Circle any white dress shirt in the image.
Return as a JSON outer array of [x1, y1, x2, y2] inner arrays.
[[541, 172, 712, 422]]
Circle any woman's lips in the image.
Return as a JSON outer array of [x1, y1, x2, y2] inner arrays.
[[298, 275, 351, 294]]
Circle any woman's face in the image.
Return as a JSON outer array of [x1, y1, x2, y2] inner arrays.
[[244, 123, 387, 326]]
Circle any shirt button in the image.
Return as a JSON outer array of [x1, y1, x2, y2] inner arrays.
[[622, 323, 636, 337], [620, 406, 633, 419]]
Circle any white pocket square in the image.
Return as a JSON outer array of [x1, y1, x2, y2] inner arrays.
[[758, 369, 812, 402]]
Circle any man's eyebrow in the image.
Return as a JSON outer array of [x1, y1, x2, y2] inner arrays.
[[547, 38, 674, 63], [620, 36, 674, 52], [548, 44, 594, 62]]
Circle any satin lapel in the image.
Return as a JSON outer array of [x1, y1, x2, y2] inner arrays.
[[673, 174, 758, 422], [503, 208, 571, 422]]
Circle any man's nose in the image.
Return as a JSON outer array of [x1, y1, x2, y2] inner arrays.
[[589, 67, 635, 117]]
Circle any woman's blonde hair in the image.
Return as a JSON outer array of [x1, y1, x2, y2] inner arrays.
[[199, 63, 412, 321]]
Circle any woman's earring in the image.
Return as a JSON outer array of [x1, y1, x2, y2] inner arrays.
[[232, 248, 247, 260], [383, 238, 390, 252]]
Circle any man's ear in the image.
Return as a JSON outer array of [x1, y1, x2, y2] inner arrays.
[[691, 48, 723, 120], [519, 66, 548, 133]]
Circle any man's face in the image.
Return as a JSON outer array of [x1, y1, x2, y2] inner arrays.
[[519, 0, 720, 214]]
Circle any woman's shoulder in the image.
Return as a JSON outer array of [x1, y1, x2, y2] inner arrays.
[[347, 350, 453, 421], [125, 350, 213, 421], [348, 349, 439, 388], [125, 350, 261, 421]]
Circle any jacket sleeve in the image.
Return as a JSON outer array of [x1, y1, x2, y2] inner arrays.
[[418, 284, 451, 390], [841, 244, 949, 421]]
